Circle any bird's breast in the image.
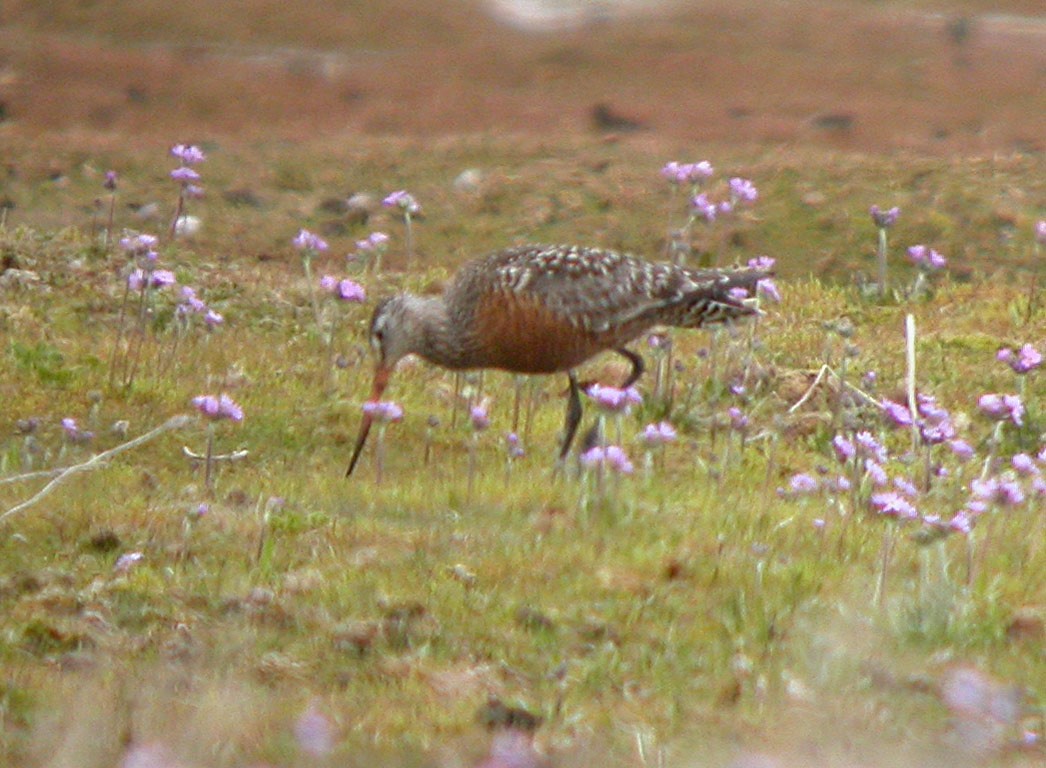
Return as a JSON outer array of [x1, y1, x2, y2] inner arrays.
[[470, 290, 628, 374]]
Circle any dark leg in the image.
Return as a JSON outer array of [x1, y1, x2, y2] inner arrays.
[[559, 372, 583, 460], [615, 347, 645, 388]]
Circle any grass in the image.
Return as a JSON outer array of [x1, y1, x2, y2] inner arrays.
[[0, 133, 1043, 766], [0, 1, 1044, 765]]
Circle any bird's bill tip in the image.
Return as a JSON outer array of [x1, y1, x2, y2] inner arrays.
[[345, 364, 393, 478]]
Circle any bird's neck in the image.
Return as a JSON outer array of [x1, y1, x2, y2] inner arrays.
[[402, 294, 474, 370]]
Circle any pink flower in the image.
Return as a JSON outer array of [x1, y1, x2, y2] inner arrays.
[[362, 400, 403, 423], [383, 190, 420, 214], [170, 144, 206, 165], [789, 473, 819, 494], [586, 384, 642, 414], [581, 445, 634, 475], [729, 177, 758, 203], [114, 551, 144, 573], [661, 161, 713, 184], [337, 279, 366, 302], [192, 394, 244, 422], [881, 398, 914, 427], [997, 343, 1041, 374], [641, 421, 677, 446], [906, 244, 947, 270], [832, 434, 856, 463], [170, 166, 201, 183], [690, 193, 718, 222], [293, 229, 328, 252], [977, 393, 1024, 426], [470, 402, 490, 431], [869, 204, 900, 228], [870, 491, 918, 519], [294, 703, 334, 758]]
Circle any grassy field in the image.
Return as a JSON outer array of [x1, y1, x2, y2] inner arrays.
[[0, 2, 1044, 767]]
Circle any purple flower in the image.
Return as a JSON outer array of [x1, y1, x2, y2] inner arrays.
[[830, 475, 852, 493], [727, 286, 750, 302], [949, 439, 976, 461], [470, 402, 490, 431], [789, 473, 819, 494], [971, 476, 1025, 507], [727, 407, 748, 431], [382, 190, 420, 214], [203, 309, 224, 326], [357, 231, 390, 251], [747, 255, 776, 272], [756, 278, 781, 302], [690, 193, 718, 222], [916, 393, 950, 423], [947, 511, 974, 534], [661, 161, 713, 184], [61, 417, 93, 443], [865, 459, 889, 487], [586, 384, 642, 414], [192, 393, 244, 422], [870, 491, 918, 519], [151, 269, 176, 288], [294, 703, 334, 758], [119, 233, 158, 256], [1012, 453, 1040, 476], [978, 393, 1024, 426], [869, 204, 900, 229], [505, 432, 525, 459], [605, 445, 634, 474], [170, 144, 206, 165], [729, 177, 758, 203], [920, 418, 956, 445], [641, 421, 677, 446], [580, 445, 634, 475], [906, 245, 947, 270], [103, 170, 118, 191], [362, 400, 403, 423], [854, 431, 888, 463], [894, 476, 919, 498], [293, 229, 329, 252], [114, 551, 144, 573], [997, 343, 1041, 374], [832, 435, 856, 463], [881, 398, 914, 427], [170, 166, 201, 183], [320, 274, 337, 292], [1036, 220, 1046, 245], [336, 279, 366, 302]]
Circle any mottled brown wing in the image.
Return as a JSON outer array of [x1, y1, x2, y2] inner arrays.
[[458, 244, 764, 334]]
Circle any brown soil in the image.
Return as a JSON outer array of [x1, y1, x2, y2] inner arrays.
[[1, 1, 1043, 154]]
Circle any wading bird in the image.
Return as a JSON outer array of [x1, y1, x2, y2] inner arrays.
[[347, 244, 769, 476]]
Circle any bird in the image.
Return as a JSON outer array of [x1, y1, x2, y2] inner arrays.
[[346, 243, 770, 476]]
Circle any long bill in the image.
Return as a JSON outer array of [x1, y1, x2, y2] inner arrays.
[[345, 364, 392, 477]]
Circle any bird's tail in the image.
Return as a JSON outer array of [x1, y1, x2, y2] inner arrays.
[[671, 267, 771, 328]]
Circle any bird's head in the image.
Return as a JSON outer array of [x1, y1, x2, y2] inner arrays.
[[367, 294, 416, 373], [347, 293, 425, 477]]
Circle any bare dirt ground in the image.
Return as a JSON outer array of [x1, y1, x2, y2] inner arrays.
[[1, 1, 1043, 154]]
